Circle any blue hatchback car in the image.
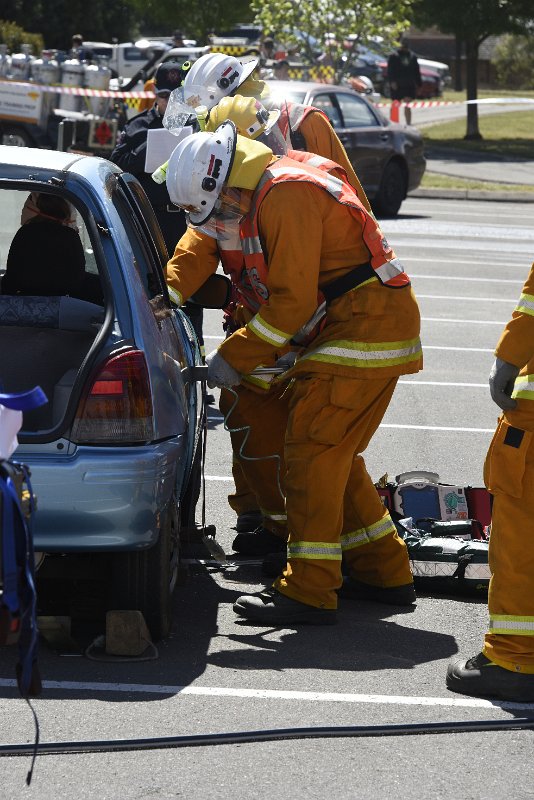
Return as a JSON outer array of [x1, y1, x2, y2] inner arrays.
[[0, 145, 208, 639]]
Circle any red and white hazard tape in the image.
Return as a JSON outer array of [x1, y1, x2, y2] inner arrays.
[[0, 79, 154, 99], [375, 100, 463, 108]]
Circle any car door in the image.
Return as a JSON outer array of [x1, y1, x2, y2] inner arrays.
[[329, 90, 393, 196]]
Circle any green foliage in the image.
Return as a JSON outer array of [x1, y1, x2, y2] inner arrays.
[[131, 0, 254, 43], [412, 0, 533, 45], [250, 0, 412, 81], [493, 34, 534, 90], [0, 19, 43, 54]]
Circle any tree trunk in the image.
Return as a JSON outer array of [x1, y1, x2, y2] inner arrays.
[[464, 37, 482, 140], [454, 34, 463, 92]]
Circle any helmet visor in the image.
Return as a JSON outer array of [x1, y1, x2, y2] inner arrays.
[[190, 187, 249, 241]]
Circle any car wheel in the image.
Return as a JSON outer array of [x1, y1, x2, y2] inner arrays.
[[1, 125, 34, 147], [373, 161, 407, 217], [110, 497, 180, 641]]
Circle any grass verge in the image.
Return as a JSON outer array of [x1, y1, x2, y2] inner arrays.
[[421, 171, 534, 193]]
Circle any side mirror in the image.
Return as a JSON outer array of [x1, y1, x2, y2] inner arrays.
[[189, 274, 232, 309]]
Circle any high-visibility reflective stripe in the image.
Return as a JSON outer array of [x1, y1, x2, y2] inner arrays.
[[248, 314, 292, 346], [288, 541, 342, 560], [516, 292, 534, 317], [300, 337, 422, 369], [168, 286, 183, 307], [261, 508, 287, 523], [512, 375, 534, 400], [489, 615, 534, 635], [375, 258, 407, 283], [341, 515, 397, 550], [242, 235, 263, 255], [242, 372, 275, 390]]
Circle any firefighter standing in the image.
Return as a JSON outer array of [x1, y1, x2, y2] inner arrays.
[[165, 122, 422, 625], [165, 53, 375, 556], [447, 263, 534, 701]]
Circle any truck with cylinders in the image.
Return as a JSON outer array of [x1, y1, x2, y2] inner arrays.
[[0, 44, 143, 154]]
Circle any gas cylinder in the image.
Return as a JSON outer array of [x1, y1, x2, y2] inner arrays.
[[83, 56, 111, 116], [9, 44, 34, 82], [0, 44, 11, 79], [31, 50, 60, 123], [59, 58, 85, 112]]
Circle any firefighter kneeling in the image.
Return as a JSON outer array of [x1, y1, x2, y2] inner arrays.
[[166, 121, 423, 625]]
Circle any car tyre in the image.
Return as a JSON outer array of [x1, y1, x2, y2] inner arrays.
[[110, 497, 180, 641], [1, 125, 34, 147], [373, 161, 406, 217]]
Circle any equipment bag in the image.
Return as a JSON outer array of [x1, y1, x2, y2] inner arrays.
[[0, 387, 47, 697], [398, 521, 490, 597]]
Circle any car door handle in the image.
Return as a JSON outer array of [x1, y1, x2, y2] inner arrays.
[[338, 136, 350, 144], [379, 133, 389, 141]]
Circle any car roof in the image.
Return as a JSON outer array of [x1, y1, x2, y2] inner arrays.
[[0, 145, 85, 172]]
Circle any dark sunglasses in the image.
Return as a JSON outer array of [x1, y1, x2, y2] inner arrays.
[[156, 90, 171, 99]]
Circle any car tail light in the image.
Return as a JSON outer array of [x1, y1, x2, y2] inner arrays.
[[71, 350, 154, 444]]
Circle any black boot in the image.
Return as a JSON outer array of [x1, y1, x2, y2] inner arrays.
[[234, 588, 337, 625], [446, 652, 534, 702], [232, 527, 287, 556], [338, 577, 416, 606], [262, 550, 288, 577], [235, 510, 263, 533]]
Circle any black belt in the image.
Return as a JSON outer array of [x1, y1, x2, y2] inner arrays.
[[321, 262, 374, 305]]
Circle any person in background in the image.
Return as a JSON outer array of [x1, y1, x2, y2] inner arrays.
[[70, 34, 93, 62], [110, 61, 204, 353], [386, 37, 421, 125], [172, 30, 185, 48], [446, 261, 534, 702], [272, 59, 291, 81]]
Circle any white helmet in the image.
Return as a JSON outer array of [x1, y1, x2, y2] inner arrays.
[[170, 53, 259, 115], [166, 120, 237, 225]]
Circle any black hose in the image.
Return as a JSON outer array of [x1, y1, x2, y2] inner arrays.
[[2, 718, 534, 758]]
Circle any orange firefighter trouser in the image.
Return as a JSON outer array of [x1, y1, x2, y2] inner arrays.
[[219, 383, 290, 537], [275, 373, 413, 609], [483, 404, 534, 673]]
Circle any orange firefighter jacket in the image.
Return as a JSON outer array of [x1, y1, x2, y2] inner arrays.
[[165, 105, 372, 305], [498, 262, 534, 408], [217, 162, 422, 381]]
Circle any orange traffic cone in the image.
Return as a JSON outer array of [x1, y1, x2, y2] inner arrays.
[[390, 100, 400, 123]]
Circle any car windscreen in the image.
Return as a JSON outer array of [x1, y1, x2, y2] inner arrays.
[[268, 88, 307, 106]]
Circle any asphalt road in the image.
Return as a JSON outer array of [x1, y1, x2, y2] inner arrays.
[[1, 196, 534, 798]]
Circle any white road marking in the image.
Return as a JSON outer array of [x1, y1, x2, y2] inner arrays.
[[411, 274, 522, 284], [423, 346, 493, 352], [380, 423, 493, 432], [398, 380, 487, 387], [422, 316, 506, 325], [406, 257, 529, 267], [0, 679, 531, 711], [419, 294, 516, 303]]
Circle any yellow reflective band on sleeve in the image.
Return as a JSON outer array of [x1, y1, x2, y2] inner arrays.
[[489, 615, 534, 636], [247, 314, 292, 347], [341, 515, 397, 551], [288, 541, 342, 560], [168, 286, 183, 307], [516, 293, 534, 317], [242, 371, 276, 391], [299, 337, 422, 369], [512, 375, 534, 400]]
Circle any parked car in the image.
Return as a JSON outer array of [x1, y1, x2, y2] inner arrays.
[[268, 81, 426, 215], [0, 145, 212, 639]]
